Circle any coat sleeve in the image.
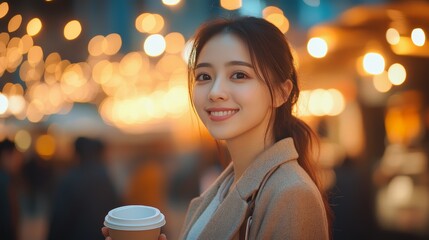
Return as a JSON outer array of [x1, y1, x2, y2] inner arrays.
[[252, 181, 329, 240]]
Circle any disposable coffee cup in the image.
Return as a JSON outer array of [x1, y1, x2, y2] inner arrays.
[[104, 205, 166, 240]]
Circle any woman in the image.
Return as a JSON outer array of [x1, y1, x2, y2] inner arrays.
[[103, 16, 330, 240]]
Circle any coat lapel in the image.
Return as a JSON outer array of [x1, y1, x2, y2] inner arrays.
[[198, 189, 248, 239], [180, 164, 234, 238], [181, 138, 299, 240], [236, 138, 298, 200]]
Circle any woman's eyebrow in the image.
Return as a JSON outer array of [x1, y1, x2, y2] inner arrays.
[[195, 62, 212, 69], [195, 61, 254, 69], [226, 61, 253, 68]]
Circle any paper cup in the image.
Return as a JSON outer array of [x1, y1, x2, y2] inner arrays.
[[104, 205, 166, 240]]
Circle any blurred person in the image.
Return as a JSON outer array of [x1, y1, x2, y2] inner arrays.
[[48, 137, 121, 240], [0, 139, 23, 240], [21, 148, 55, 217], [103, 16, 331, 240]]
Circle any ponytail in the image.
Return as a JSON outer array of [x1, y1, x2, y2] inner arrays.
[[274, 108, 333, 239]]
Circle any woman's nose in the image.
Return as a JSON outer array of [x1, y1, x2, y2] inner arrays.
[[208, 78, 228, 102]]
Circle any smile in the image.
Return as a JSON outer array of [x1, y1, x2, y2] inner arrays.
[[206, 108, 239, 121]]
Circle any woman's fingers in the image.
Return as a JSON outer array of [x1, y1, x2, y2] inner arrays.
[[159, 233, 167, 240], [101, 227, 109, 237]]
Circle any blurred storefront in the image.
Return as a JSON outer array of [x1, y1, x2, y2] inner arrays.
[[299, 1, 429, 239]]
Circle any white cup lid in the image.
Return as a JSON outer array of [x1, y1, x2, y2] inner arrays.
[[104, 205, 166, 231]]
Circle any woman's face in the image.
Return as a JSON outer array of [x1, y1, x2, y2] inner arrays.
[[192, 33, 273, 142]]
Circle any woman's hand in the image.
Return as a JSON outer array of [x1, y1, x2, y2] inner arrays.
[[101, 227, 111, 240], [101, 227, 167, 240]]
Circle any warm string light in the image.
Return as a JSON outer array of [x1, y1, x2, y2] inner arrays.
[[162, 0, 181, 6], [144, 34, 166, 57], [27, 18, 42, 36], [1, 2, 422, 133], [411, 28, 425, 46], [0, 3, 337, 128], [220, 0, 242, 10], [135, 13, 164, 33], [64, 20, 82, 40], [363, 52, 385, 75], [0, 2, 9, 19], [262, 6, 289, 33], [307, 37, 328, 58]]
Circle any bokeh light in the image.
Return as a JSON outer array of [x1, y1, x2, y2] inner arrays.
[[27, 45, 44, 67], [135, 13, 151, 33], [14, 130, 32, 152], [8, 14, 22, 32], [363, 52, 385, 75], [119, 52, 147, 77], [388, 63, 406, 85], [220, 0, 242, 10], [0, 93, 8, 114], [45, 52, 61, 67], [0, 2, 9, 19], [64, 20, 82, 40], [0, 32, 10, 45], [144, 34, 166, 57], [386, 28, 400, 45], [307, 37, 328, 58], [88, 35, 105, 56], [373, 71, 392, 92], [309, 89, 333, 116], [411, 28, 425, 46], [35, 134, 56, 159], [18, 34, 34, 54], [165, 32, 185, 54], [327, 89, 345, 116], [104, 33, 122, 55], [265, 13, 289, 33], [7, 95, 26, 115], [27, 18, 42, 36], [162, 0, 181, 6], [26, 100, 44, 123], [262, 6, 283, 17], [136, 13, 164, 34]]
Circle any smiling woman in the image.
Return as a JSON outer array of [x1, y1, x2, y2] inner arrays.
[[179, 16, 332, 240]]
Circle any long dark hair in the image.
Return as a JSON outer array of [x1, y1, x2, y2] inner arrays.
[[188, 16, 332, 235]]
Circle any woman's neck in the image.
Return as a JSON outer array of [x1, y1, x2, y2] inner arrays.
[[226, 133, 275, 186]]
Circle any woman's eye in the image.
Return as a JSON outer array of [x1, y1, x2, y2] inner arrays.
[[196, 73, 211, 81], [231, 72, 248, 79]]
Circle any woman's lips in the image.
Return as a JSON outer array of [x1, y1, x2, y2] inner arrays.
[[206, 108, 239, 122]]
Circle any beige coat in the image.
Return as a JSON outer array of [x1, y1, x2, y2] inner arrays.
[[179, 138, 329, 240]]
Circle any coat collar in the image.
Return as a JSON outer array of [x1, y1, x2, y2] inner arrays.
[[184, 138, 299, 240], [235, 137, 299, 200]]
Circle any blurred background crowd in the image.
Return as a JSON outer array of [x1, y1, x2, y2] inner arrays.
[[0, 0, 429, 239]]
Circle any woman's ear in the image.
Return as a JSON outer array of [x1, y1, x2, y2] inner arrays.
[[274, 79, 293, 108]]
